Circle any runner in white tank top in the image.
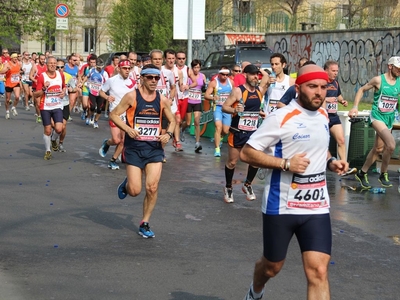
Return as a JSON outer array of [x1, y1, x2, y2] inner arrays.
[[265, 53, 295, 115]]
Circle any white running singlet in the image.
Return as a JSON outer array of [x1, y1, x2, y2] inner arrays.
[[247, 100, 331, 215]]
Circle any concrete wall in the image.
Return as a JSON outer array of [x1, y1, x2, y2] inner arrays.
[[194, 29, 400, 102]]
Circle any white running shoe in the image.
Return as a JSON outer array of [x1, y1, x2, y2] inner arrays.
[[223, 187, 234, 203], [242, 183, 256, 201], [11, 106, 18, 116]]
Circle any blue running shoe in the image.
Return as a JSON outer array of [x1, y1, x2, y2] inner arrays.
[[117, 177, 128, 199], [108, 160, 120, 170], [81, 111, 86, 120], [138, 222, 155, 238], [99, 139, 110, 157]]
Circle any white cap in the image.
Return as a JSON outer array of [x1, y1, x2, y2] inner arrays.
[[388, 56, 400, 67], [218, 69, 230, 74]]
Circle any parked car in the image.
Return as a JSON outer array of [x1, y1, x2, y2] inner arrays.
[[98, 51, 149, 66], [201, 44, 274, 80]]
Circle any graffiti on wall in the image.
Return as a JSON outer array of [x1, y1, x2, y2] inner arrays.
[[193, 33, 266, 61], [226, 34, 265, 44], [272, 32, 400, 99], [192, 34, 225, 61]]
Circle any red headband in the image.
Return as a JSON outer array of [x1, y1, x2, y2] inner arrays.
[[295, 72, 329, 85], [118, 60, 131, 67]]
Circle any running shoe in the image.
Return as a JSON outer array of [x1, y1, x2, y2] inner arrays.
[[243, 287, 263, 300], [180, 128, 185, 142], [89, 116, 94, 125], [108, 160, 120, 170], [138, 222, 155, 238], [355, 171, 371, 189], [242, 183, 256, 201], [99, 139, 110, 157], [117, 177, 128, 199], [11, 106, 18, 116], [195, 142, 202, 153], [85, 118, 90, 125], [25, 106, 30, 111], [175, 142, 183, 152], [214, 148, 221, 157], [162, 156, 167, 163], [223, 187, 234, 203], [5, 111, 10, 119], [341, 167, 358, 177], [104, 112, 109, 119], [93, 122, 99, 129], [51, 140, 59, 151], [29, 101, 34, 107], [44, 151, 52, 160], [58, 143, 66, 152], [378, 172, 392, 187], [36, 116, 42, 123], [81, 111, 86, 120], [68, 116, 72, 122]]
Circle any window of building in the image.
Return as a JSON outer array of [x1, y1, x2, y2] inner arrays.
[[84, 28, 96, 53], [84, 0, 97, 14]]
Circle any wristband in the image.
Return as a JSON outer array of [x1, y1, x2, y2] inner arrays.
[[42, 87, 46, 91], [166, 131, 173, 139], [327, 157, 337, 170], [280, 158, 287, 171], [284, 159, 290, 171]]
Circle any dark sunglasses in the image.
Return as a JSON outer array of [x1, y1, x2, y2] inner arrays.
[[176, 57, 186, 60], [144, 75, 160, 81], [121, 67, 132, 70], [232, 69, 241, 72], [56, 66, 64, 69]]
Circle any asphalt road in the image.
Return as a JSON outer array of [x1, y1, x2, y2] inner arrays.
[[0, 104, 399, 300]]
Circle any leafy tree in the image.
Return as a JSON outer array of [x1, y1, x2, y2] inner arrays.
[[108, 0, 173, 51], [0, 0, 77, 50]]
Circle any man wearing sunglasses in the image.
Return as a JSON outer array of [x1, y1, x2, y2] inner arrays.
[[110, 64, 176, 238], [99, 59, 137, 170], [33, 57, 66, 160], [205, 66, 235, 157], [1, 48, 10, 63], [53, 59, 77, 153]]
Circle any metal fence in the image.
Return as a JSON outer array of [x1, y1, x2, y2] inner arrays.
[[205, 6, 400, 33]]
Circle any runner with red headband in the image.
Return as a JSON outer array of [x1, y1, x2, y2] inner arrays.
[[241, 64, 347, 300], [98, 59, 137, 170]]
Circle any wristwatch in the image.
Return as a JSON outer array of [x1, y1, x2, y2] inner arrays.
[[166, 131, 173, 139]]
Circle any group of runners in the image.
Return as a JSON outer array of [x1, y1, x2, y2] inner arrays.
[[1, 46, 399, 300]]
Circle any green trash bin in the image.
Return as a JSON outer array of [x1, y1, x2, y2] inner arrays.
[[347, 117, 376, 169]]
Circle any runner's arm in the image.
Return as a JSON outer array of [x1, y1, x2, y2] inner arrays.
[[348, 75, 380, 117], [222, 87, 242, 114]]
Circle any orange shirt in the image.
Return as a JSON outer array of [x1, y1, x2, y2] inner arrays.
[[5, 62, 21, 88]]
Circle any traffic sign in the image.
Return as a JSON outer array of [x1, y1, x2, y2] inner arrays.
[[56, 18, 69, 30], [55, 3, 70, 18]]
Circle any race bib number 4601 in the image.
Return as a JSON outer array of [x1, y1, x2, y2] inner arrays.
[[134, 117, 160, 141], [287, 172, 329, 209]]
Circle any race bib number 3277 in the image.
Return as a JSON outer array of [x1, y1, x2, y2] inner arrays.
[[134, 117, 160, 141]]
